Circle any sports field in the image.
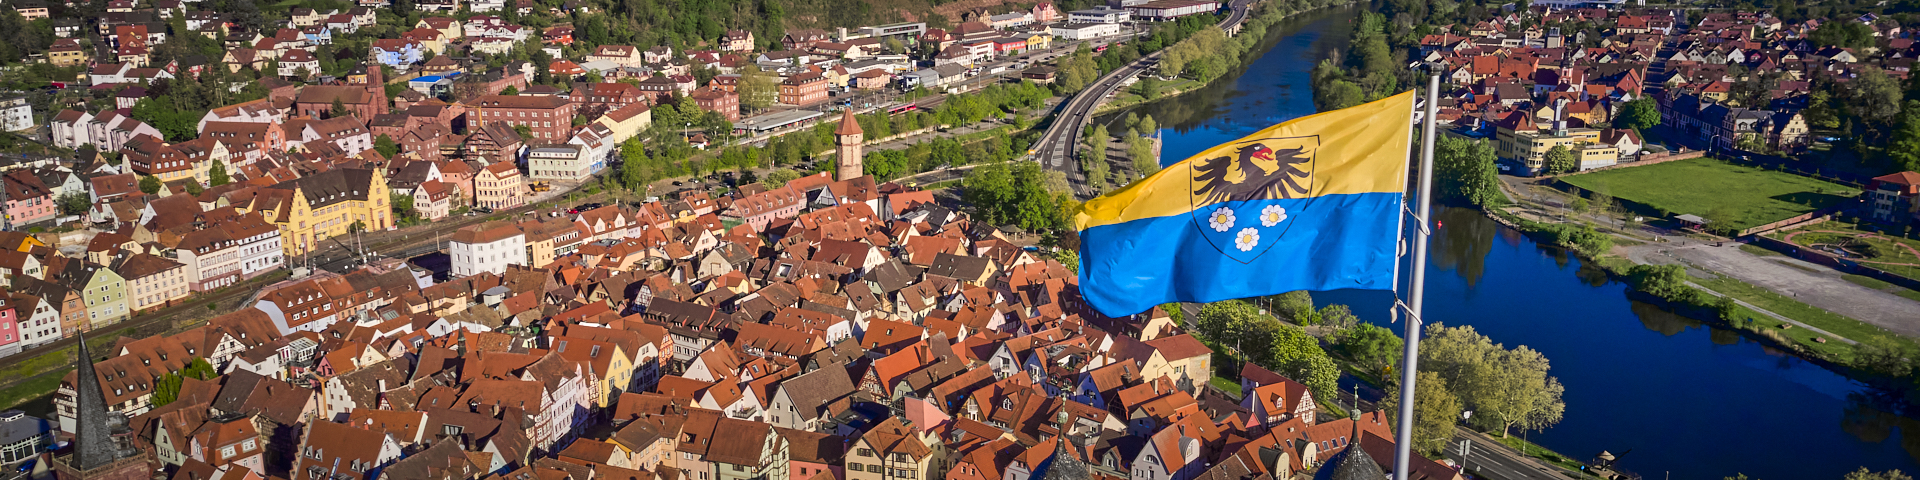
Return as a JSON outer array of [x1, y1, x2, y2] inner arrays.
[[1560, 158, 1855, 231]]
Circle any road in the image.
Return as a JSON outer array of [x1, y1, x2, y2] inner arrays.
[[1031, 0, 1254, 197], [735, 35, 1138, 147], [1446, 430, 1578, 480]]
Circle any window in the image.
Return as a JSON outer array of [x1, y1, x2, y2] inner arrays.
[[222, 446, 236, 458]]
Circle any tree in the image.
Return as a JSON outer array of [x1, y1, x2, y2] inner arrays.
[[149, 358, 216, 407], [1845, 468, 1914, 480], [374, 134, 400, 159], [1810, 20, 1874, 49], [962, 161, 1074, 232], [1543, 145, 1577, 175], [1198, 300, 1261, 351], [1050, 249, 1080, 274], [1436, 135, 1505, 208], [184, 182, 204, 195], [1891, 100, 1920, 172], [391, 192, 415, 217], [739, 65, 778, 113], [330, 98, 350, 118], [1844, 69, 1904, 136], [1613, 97, 1660, 132], [1270, 290, 1318, 325], [1336, 323, 1402, 379], [1139, 115, 1158, 133], [1421, 323, 1566, 438], [1128, 135, 1158, 176], [1133, 76, 1160, 99], [57, 192, 89, 216], [1318, 304, 1359, 330], [501, 85, 519, 95], [1381, 371, 1460, 456], [138, 175, 161, 195], [208, 160, 230, 186], [764, 168, 801, 188]]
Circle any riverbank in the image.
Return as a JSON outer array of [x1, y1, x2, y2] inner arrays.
[[1480, 189, 1920, 400]]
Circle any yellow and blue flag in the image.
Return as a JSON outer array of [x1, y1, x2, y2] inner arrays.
[[1075, 91, 1415, 317]]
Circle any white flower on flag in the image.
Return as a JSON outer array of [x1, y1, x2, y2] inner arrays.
[[1234, 227, 1259, 252], [1259, 205, 1288, 227], [1208, 206, 1236, 232]]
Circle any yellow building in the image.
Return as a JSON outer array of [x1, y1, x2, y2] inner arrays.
[[593, 102, 653, 143], [248, 168, 392, 257], [1493, 112, 1619, 174], [112, 253, 189, 313]]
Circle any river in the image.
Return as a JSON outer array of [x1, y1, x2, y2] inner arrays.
[[1099, 6, 1920, 479]]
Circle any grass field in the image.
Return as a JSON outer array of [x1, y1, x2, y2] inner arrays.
[[1561, 158, 1855, 231]]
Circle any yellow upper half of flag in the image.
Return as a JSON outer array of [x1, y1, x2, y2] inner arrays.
[[1075, 91, 1416, 231]]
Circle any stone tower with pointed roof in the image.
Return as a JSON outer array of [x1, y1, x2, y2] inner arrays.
[[835, 108, 864, 181], [54, 331, 148, 480]]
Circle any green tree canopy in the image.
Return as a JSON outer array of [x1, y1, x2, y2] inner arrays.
[[1421, 323, 1566, 438], [1381, 370, 1460, 456], [374, 134, 400, 159], [1336, 323, 1402, 379], [961, 161, 1074, 232], [209, 160, 230, 186], [1434, 135, 1501, 207], [1269, 290, 1318, 325], [1613, 97, 1660, 131], [138, 175, 162, 195], [57, 192, 89, 216], [149, 358, 216, 407], [1543, 145, 1577, 176], [763, 168, 801, 188]]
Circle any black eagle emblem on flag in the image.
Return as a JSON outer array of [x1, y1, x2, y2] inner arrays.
[[1191, 143, 1316, 204], [1185, 135, 1320, 264]]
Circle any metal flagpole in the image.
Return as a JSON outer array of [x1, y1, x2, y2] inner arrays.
[[1392, 67, 1441, 480]]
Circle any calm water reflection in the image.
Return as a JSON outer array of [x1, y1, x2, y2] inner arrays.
[[1320, 209, 1920, 480]]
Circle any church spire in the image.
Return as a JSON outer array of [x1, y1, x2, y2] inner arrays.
[[1036, 408, 1091, 480], [72, 330, 133, 470]]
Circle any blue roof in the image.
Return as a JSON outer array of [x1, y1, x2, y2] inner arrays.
[[411, 75, 444, 83]]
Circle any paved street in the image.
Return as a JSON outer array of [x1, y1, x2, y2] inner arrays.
[[1446, 430, 1577, 480], [1031, 0, 1253, 198]]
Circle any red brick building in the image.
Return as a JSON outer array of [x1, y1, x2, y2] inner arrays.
[[779, 72, 829, 106], [468, 95, 576, 142], [689, 87, 740, 121]]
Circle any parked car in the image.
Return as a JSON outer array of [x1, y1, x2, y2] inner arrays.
[[18, 458, 35, 472]]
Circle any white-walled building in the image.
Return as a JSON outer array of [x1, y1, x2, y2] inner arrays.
[[526, 144, 590, 182], [0, 97, 33, 132], [450, 222, 526, 277], [1052, 23, 1122, 40], [1068, 7, 1130, 23]]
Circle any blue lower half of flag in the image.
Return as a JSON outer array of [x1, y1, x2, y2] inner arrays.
[[1077, 192, 1403, 316]]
